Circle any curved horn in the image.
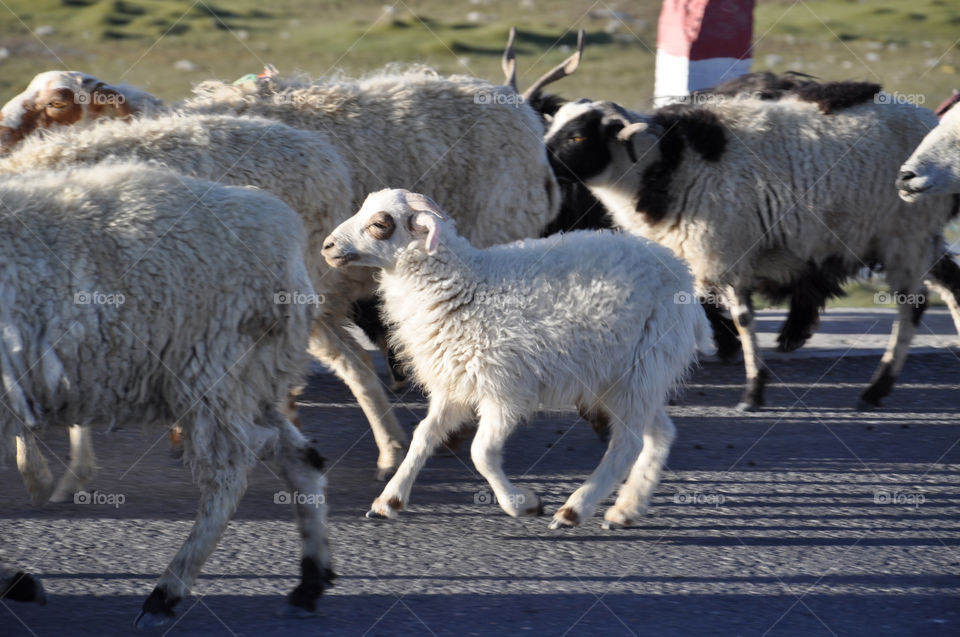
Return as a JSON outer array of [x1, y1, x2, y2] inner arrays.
[[521, 29, 584, 102], [502, 27, 518, 92]]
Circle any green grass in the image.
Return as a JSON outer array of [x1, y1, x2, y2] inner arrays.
[[1, 0, 958, 307]]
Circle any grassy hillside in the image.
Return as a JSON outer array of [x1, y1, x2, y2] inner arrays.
[[1, 0, 958, 307]]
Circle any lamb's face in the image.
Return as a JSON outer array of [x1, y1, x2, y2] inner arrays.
[[544, 100, 661, 188], [897, 106, 960, 202], [322, 189, 447, 269], [0, 71, 133, 155]]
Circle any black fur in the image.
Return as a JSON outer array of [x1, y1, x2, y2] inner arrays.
[[303, 446, 325, 471], [141, 586, 179, 618], [350, 297, 407, 386], [755, 257, 850, 353], [951, 194, 960, 219], [930, 252, 960, 298], [860, 362, 895, 407], [703, 301, 741, 362], [527, 92, 567, 118], [912, 291, 929, 326], [546, 109, 616, 185], [693, 70, 819, 101], [739, 368, 768, 409], [1, 572, 45, 604], [636, 106, 726, 223], [791, 81, 881, 114], [540, 180, 613, 236], [288, 556, 334, 612]]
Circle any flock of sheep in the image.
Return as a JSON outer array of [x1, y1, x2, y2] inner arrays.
[[1, 28, 959, 627]]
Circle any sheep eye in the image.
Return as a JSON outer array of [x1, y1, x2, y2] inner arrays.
[[48, 100, 69, 109], [570, 135, 586, 143], [366, 211, 395, 240]]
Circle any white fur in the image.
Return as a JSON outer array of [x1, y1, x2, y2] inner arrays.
[[0, 162, 330, 624], [324, 189, 709, 529], [899, 104, 960, 200]]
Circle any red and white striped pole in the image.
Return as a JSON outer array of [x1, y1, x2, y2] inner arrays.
[[654, 0, 756, 106]]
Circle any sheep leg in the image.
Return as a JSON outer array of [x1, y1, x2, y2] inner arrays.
[[268, 413, 334, 614], [367, 398, 473, 519], [551, 405, 643, 529], [702, 298, 741, 362], [603, 405, 676, 529], [727, 287, 767, 411], [470, 402, 543, 518], [135, 443, 249, 628], [308, 320, 409, 479], [927, 252, 960, 336], [859, 283, 923, 409], [15, 431, 54, 505], [49, 424, 97, 503]]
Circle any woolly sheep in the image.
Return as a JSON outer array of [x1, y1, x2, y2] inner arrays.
[[544, 92, 960, 410], [0, 70, 162, 153], [321, 189, 709, 529], [0, 162, 331, 626], [897, 103, 960, 335]]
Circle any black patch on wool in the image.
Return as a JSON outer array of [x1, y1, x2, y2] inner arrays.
[[755, 256, 851, 353], [951, 194, 960, 219], [541, 180, 613, 236], [931, 251, 960, 296], [912, 292, 929, 326], [528, 92, 568, 118], [791, 81, 882, 114], [636, 106, 726, 222], [546, 109, 615, 185], [350, 298, 407, 384], [694, 70, 818, 101]]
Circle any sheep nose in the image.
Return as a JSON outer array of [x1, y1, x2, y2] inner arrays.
[[321, 237, 336, 254], [898, 170, 916, 183]]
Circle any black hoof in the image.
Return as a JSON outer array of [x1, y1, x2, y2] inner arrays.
[[1, 572, 46, 605], [375, 467, 395, 482], [136, 586, 178, 629], [365, 509, 390, 519]]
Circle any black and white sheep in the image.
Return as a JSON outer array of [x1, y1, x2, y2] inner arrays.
[[1, 162, 331, 626], [321, 189, 709, 529], [544, 88, 960, 409]]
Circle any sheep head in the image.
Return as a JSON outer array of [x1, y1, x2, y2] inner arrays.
[[898, 104, 960, 202], [544, 99, 662, 187], [322, 188, 451, 269], [0, 71, 137, 155]]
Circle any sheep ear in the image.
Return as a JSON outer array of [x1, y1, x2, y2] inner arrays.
[[411, 211, 441, 255]]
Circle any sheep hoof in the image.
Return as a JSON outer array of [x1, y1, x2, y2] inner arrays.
[[523, 500, 545, 517], [549, 506, 580, 529], [601, 520, 626, 530], [735, 401, 760, 412], [1, 571, 46, 605], [375, 467, 396, 482], [134, 610, 173, 630]]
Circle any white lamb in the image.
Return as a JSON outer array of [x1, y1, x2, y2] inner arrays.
[[0, 162, 331, 626], [321, 189, 709, 529]]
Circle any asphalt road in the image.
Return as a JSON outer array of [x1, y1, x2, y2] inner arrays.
[[2, 308, 958, 637]]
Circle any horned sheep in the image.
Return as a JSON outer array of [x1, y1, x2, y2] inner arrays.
[[0, 162, 331, 626], [321, 188, 709, 529], [544, 89, 960, 410]]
